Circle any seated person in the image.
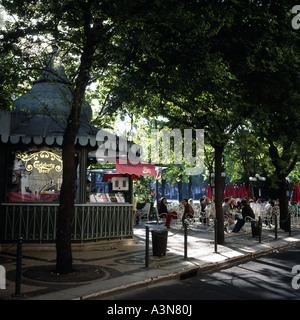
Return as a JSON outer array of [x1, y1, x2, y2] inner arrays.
[[199, 198, 206, 223], [236, 201, 242, 212], [182, 198, 194, 227], [232, 199, 255, 233], [291, 201, 300, 216], [222, 197, 231, 216], [135, 199, 151, 224], [200, 198, 206, 211], [263, 200, 274, 226], [230, 198, 237, 213], [86, 179, 91, 202], [251, 198, 263, 218], [204, 197, 216, 219], [158, 197, 177, 228], [89, 187, 98, 202], [222, 197, 235, 231], [158, 197, 168, 218]]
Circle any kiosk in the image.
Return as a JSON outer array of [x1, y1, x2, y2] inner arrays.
[[0, 49, 135, 243]]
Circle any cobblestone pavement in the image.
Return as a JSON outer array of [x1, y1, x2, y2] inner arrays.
[[0, 220, 299, 300]]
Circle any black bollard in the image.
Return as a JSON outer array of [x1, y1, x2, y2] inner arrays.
[[274, 214, 278, 240], [15, 236, 23, 296], [214, 219, 218, 253], [145, 226, 149, 268], [258, 216, 262, 243], [184, 222, 188, 259]]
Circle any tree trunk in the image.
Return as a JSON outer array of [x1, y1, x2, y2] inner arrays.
[[161, 178, 166, 198], [188, 176, 193, 199], [56, 136, 78, 274], [56, 42, 95, 274], [214, 145, 225, 244], [268, 143, 294, 232], [178, 175, 183, 202]]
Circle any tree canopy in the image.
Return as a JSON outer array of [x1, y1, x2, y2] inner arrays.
[[1, 0, 299, 251]]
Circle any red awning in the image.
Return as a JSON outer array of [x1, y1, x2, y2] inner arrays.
[[116, 159, 156, 176], [102, 173, 138, 182]]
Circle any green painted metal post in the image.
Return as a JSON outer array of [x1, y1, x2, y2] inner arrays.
[[258, 216, 262, 243], [15, 236, 23, 296], [214, 219, 218, 253], [274, 214, 278, 240], [145, 226, 149, 268], [184, 222, 188, 259]]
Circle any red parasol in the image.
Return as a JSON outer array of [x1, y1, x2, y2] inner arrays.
[[239, 185, 245, 199], [243, 184, 247, 198], [234, 185, 240, 198], [206, 184, 212, 199], [223, 185, 230, 198], [247, 185, 251, 198], [291, 182, 300, 202], [229, 182, 234, 197]]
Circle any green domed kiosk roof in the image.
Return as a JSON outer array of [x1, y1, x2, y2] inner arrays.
[[0, 47, 104, 147], [13, 46, 92, 122]]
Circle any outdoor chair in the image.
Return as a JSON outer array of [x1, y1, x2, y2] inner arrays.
[[224, 214, 230, 232], [193, 207, 201, 221], [260, 210, 272, 228], [156, 210, 166, 224], [241, 216, 259, 236], [186, 207, 201, 228], [135, 204, 151, 223], [201, 208, 212, 226], [171, 207, 184, 228], [184, 214, 197, 228], [241, 216, 253, 232]]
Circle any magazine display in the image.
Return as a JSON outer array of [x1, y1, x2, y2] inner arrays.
[[90, 192, 125, 203]]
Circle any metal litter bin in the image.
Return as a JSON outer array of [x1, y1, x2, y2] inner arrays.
[[151, 229, 168, 257], [251, 221, 261, 237]]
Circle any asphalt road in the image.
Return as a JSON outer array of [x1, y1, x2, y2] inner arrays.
[[97, 245, 300, 300]]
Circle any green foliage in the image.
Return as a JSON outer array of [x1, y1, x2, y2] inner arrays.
[[133, 175, 154, 203], [1, 0, 300, 208]]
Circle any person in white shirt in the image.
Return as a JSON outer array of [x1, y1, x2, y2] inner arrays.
[[135, 199, 151, 224], [251, 199, 263, 218]]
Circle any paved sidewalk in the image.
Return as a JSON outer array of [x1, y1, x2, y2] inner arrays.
[[1, 221, 300, 300]]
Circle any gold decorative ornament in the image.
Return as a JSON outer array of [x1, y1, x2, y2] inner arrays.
[[15, 150, 63, 174]]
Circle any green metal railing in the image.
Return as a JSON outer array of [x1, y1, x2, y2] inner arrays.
[[0, 203, 133, 242]]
